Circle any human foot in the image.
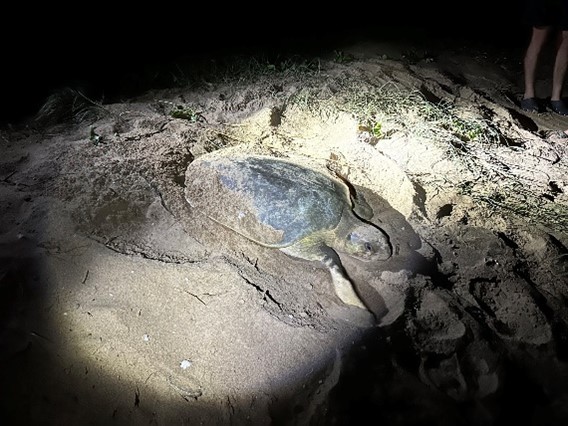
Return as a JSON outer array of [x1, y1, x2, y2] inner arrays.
[[520, 97, 540, 112], [550, 99, 568, 115]]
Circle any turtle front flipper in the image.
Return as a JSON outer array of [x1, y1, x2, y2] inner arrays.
[[281, 240, 368, 310], [324, 254, 367, 309]]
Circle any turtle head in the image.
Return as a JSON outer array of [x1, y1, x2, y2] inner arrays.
[[345, 224, 392, 261]]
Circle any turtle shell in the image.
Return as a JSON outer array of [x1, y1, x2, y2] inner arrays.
[[184, 154, 351, 247]]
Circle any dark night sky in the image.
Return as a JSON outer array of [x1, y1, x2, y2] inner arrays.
[[2, 2, 527, 123]]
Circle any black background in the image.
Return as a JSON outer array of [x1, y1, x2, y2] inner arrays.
[[2, 2, 527, 123]]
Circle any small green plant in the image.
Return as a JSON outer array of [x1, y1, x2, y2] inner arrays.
[[358, 120, 383, 139], [371, 121, 382, 137], [170, 105, 203, 122], [334, 50, 355, 64], [443, 116, 486, 142], [90, 127, 101, 145]]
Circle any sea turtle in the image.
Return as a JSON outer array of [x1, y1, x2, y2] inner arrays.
[[184, 152, 392, 310]]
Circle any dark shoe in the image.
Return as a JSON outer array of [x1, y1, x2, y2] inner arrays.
[[550, 99, 568, 116], [521, 97, 540, 112]]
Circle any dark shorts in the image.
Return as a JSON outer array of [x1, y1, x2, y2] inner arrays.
[[525, 0, 568, 30]]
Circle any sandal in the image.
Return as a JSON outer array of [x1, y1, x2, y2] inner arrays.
[[550, 99, 568, 116], [521, 97, 540, 112]]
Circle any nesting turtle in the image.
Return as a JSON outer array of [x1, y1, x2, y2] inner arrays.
[[184, 152, 392, 310]]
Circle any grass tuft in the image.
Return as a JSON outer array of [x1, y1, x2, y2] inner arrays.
[[35, 88, 109, 126]]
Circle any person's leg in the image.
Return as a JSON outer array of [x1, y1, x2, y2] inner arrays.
[[523, 26, 550, 100], [551, 30, 568, 101], [552, 1, 568, 115], [549, 30, 568, 114]]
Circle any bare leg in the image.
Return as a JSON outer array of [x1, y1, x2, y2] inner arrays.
[[524, 26, 550, 100], [552, 30, 568, 101]]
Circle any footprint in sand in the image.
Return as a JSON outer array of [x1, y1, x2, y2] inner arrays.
[[469, 277, 552, 346]]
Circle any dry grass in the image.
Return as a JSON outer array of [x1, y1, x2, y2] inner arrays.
[[35, 87, 110, 126], [35, 53, 566, 235], [280, 64, 568, 235]]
